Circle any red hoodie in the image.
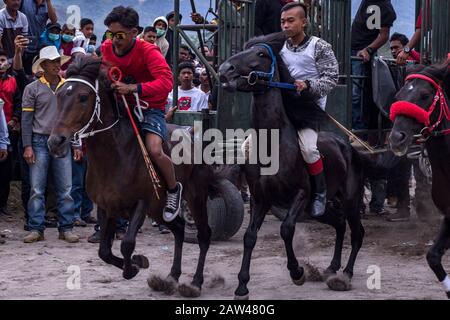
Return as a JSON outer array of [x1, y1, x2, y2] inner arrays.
[[101, 39, 173, 112]]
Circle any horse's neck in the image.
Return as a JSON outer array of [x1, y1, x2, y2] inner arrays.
[[251, 65, 292, 132], [251, 89, 290, 131], [87, 89, 133, 156]]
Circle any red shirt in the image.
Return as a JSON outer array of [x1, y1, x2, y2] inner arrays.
[[101, 39, 173, 112], [0, 74, 18, 123], [409, 50, 421, 63]]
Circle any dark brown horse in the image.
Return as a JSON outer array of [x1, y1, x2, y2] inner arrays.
[[47, 56, 214, 298], [389, 61, 450, 299], [219, 32, 374, 299]]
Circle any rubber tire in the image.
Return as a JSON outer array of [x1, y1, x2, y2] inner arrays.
[[184, 179, 244, 243], [214, 179, 245, 241], [184, 196, 227, 244]]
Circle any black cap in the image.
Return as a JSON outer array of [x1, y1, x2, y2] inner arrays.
[[166, 11, 183, 22], [46, 22, 62, 32]]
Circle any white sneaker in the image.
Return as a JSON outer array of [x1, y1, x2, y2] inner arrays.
[[163, 182, 183, 222]]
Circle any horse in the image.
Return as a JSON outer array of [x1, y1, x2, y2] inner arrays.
[[389, 60, 450, 299], [47, 56, 216, 298], [218, 32, 374, 299]]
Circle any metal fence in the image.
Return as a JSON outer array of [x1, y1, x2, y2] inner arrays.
[[419, 0, 450, 64], [171, 0, 256, 134]]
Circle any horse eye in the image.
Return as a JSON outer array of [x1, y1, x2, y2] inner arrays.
[[258, 52, 265, 57], [421, 93, 430, 100], [79, 95, 89, 103]]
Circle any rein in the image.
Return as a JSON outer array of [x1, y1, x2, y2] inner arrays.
[[242, 43, 297, 91], [390, 73, 450, 142], [242, 43, 375, 153]]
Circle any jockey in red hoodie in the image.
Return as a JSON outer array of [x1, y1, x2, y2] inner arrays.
[[101, 6, 182, 222]]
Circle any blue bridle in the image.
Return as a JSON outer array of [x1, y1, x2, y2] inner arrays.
[[246, 43, 297, 91]]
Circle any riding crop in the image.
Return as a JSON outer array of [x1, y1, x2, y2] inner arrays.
[[108, 66, 162, 200]]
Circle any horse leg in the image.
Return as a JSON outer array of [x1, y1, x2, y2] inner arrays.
[[234, 198, 270, 300], [148, 215, 185, 295], [325, 204, 364, 291], [322, 214, 346, 280], [342, 208, 365, 279], [120, 201, 147, 280], [280, 189, 307, 286], [426, 216, 450, 299], [178, 197, 211, 298], [98, 208, 124, 269]]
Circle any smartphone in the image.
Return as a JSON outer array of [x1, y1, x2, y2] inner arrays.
[[24, 35, 37, 47]]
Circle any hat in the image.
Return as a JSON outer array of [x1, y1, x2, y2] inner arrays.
[[32, 46, 70, 74], [46, 22, 62, 32], [166, 11, 182, 22]]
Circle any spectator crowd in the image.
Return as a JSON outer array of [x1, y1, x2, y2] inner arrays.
[[0, 0, 439, 246]]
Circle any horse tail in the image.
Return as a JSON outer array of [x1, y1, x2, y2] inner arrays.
[[350, 146, 381, 180]]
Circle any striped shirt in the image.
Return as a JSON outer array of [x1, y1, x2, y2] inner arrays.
[[0, 8, 29, 59], [21, 76, 65, 147]]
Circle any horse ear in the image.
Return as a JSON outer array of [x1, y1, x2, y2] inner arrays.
[[245, 32, 287, 53], [405, 64, 426, 76]]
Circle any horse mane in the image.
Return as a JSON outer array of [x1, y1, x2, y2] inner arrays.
[[66, 55, 103, 81], [246, 32, 326, 129]]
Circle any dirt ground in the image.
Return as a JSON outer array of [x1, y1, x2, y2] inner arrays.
[[0, 182, 449, 300]]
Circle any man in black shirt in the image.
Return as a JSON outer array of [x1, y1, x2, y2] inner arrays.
[[255, 0, 294, 36], [351, 0, 396, 131], [351, 0, 396, 216]]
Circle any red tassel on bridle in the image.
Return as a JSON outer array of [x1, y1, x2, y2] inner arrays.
[[390, 73, 450, 138]]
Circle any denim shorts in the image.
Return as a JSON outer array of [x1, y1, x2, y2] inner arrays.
[[141, 109, 167, 140]]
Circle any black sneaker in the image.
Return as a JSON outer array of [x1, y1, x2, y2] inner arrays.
[[88, 230, 101, 243], [386, 210, 410, 222], [163, 182, 183, 223]]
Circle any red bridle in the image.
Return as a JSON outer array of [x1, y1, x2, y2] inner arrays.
[[390, 73, 450, 140]]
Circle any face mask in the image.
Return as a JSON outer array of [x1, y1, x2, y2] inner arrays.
[[62, 34, 74, 43], [156, 28, 166, 38], [48, 33, 60, 42], [87, 45, 96, 53]]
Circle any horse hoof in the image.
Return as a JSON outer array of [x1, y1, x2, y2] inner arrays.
[[326, 273, 352, 291], [179, 283, 201, 298], [446, 291, 450, 299], [147, 275, 178, 295], [132, 255, 149, 269], [123, 264, 139, 280], [234, 294, 249, 300], [292, 272, 306, 286]]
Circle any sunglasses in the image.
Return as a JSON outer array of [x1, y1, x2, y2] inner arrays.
[[105, 30, 134, 40]]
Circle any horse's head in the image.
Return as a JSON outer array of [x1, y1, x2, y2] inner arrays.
[[389, 62, 450, 156], [48, 56, 104, 157], [218, 32, 287, 92]]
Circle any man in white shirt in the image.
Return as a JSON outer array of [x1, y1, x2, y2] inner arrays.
[[280, 2, 339, 217], [166, 61, 208, 121]]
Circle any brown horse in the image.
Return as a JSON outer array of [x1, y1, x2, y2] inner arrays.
[[47, 56, 214, 297], [389, 61, 450, 299]]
